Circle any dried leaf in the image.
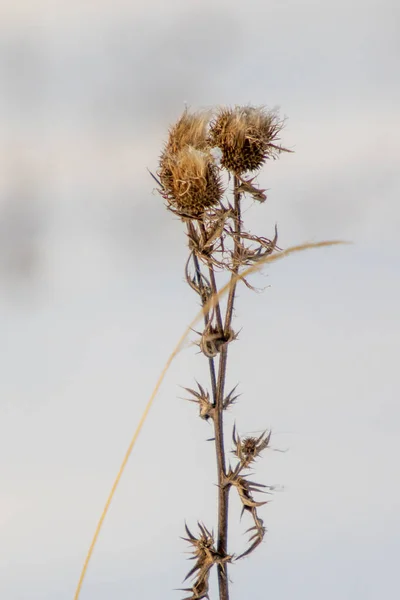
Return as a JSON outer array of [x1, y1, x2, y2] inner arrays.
[[237, 175, 267, 203]]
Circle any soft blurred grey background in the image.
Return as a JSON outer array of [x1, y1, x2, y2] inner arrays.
[[1, 1, 399, 599]]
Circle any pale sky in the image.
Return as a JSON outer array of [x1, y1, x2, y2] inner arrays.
[[0, 1, 399, 599]]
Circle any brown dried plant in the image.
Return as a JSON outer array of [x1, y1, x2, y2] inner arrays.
[[157, 105, 290, 600], [72, 105, 345, 600]]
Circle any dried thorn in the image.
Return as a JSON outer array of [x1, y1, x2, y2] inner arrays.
[[147, 168, 163, 189], [184, 523, 196, 541], [268, 142, 293, 154], [236, 537, 263, 560], [183, 564, 202, 582], [224, 384, 240, 410]]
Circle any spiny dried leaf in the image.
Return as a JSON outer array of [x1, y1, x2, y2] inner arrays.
[[236, 225, 279, 255], [221, 260, 259, 291], [183, 561, 211, 584], [241, 477, 270, 491], [236, 530, 264, 559], [202, 220, 226, 252], [185, 254, 212, 299], [180, 522, 232, 600], [182, 522, 215, 559], [198, 522, 213, 541], [185, 251, 213, 304], [223, 385, 240, 410], [236, 175, 267, 202], [198, 251, 227, 271], [230, 474, 270, 512], [232, 424, 241, 450], [236, 511, 266, 560], [182, 382, 208, 402], [198, 207, 233, 254], [226, 234, 277, 269], [183, 523, 196, 542], [179, 565, 211, 600]]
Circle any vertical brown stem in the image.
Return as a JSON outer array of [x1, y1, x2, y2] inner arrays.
[[224, 175, 242, 331], [199, 221, 224, 334], [215, 176, 242, 600], [188, 221, 219, 403], [187, 183, 242, 600], [192, 248, 218, 402], [214, 344, 230, 600]]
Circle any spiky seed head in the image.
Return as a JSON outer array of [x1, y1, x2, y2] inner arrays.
[[159, 146, 223, 216], [242, 437, 259, 458], [163, 109, 211, 155], [208, 105, 285, 174]]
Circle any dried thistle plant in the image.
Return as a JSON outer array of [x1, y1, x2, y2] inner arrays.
[[156, 104, 291, 600], [72, 107, 344, 600]]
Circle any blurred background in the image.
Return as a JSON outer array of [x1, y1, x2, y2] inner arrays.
[[1, 1, 399, 599]]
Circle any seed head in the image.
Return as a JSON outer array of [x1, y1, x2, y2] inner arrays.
[[232, 425, 271, 468], [159, 109, 224, 216], [164, 109, 210, 155], [159, 145, 223, 216], [209, 105, 286, 174]]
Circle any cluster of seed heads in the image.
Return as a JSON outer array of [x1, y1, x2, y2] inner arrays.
[[156, 104, 289, 600], [158, 105, 289, 217]]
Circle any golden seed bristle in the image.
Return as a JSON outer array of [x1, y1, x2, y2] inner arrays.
[[164, 108, 211, 155]]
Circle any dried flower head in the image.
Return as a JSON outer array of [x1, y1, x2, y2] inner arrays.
[[183, 382, 214, 421], [159, 145, 223, 216], [197, 325, 236, 358], [164, 109, 211, 155], [233, 426, 271, 468], [157, 109, 222, 216], [180, 523, 231, 600], [209, 105, 286, 174]]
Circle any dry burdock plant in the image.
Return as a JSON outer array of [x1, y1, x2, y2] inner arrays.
[[158, 105, 290, 600], [72, 106, 344, 600]]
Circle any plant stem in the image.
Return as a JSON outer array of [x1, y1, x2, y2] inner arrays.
[[214, 177, 242, 600], [224, 175, 242, 331], [186, 180, 242, 600], [199, 221, 224, 334], [191, 245, 218, 402], [214, 345, 230, 600]]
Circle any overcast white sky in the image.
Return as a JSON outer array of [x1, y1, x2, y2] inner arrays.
[[1, 1, 399, 599]]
